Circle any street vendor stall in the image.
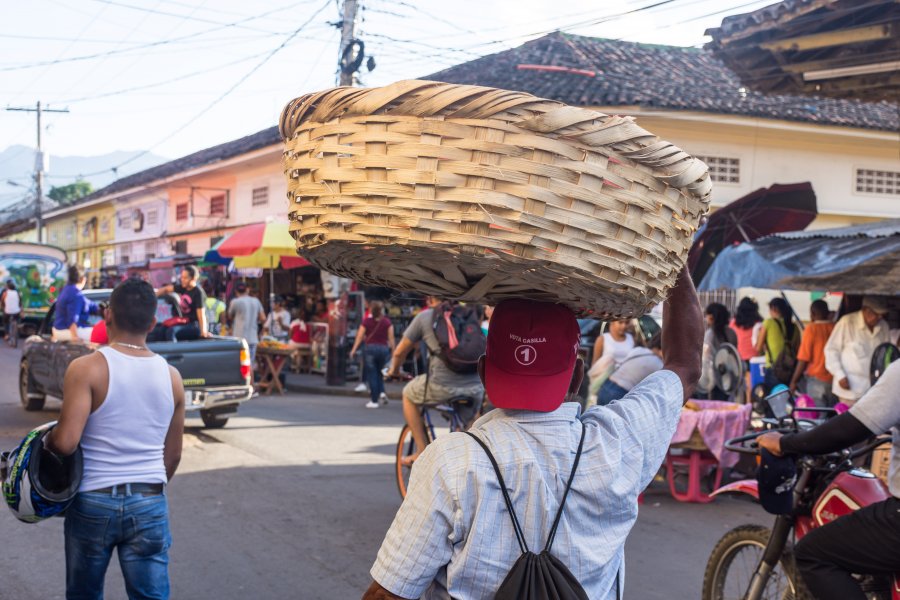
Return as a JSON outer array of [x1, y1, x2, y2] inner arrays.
[[667, 400, 752, 503], [698, 219, 900, 295]]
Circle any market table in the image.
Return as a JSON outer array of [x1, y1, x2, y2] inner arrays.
[[256, 345, 295, 395], [666, 400, 752, 503]]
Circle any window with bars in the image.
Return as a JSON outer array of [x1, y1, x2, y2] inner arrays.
[[251, 186, 269, 207], [696, 155, 740, 184], [119, 212, 132, 230], [174, 240, 188, 255], [209, 194, 227, 216], [176, 203, 189, 221], [146, 209, 158, 226], [855, 169, 900, 196]]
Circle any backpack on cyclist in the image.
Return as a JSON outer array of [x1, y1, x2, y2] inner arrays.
[[431, 302, 485, 374], [465, 425, 620, 600]]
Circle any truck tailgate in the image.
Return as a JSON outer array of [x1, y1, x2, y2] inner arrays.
[[148, 337, 246, 387]]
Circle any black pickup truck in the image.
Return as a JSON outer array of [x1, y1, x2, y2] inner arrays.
[[19, 290, 254, 428]]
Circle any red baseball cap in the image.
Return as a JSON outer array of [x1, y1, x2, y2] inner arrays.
[[485, 299, 581, 412]]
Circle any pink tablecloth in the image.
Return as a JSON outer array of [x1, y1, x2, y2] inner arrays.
[[670, 400, 752, 469]]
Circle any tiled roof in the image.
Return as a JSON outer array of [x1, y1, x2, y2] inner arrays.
[[426, 32, 898, 132], [80, 126, 281, 203], [706, 0, 830, 41]]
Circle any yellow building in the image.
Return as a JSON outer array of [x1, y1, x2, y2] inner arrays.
[[44, 201, 116, 286]]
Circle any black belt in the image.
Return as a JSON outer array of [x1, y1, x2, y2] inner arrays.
[[88, 482, 165, 496]]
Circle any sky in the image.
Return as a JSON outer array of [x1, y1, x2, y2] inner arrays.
[[0, 0, 778, 196]]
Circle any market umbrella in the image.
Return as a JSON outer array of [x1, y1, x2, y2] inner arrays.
[[202, 235, 233, 266], [689, 182, 817, 284], [216, 221, 310, 307]]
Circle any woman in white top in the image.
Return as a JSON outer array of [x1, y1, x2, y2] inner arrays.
[[592, 318, 635, 367], [2, 280, 21, 347]]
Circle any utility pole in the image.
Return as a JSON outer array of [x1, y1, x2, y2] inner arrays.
[[338, 0, 359, 86], [6, 101, 69, 243], [324, 0, 359, 386]]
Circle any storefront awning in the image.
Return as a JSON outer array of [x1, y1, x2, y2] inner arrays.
[[697, 219, 900, 295]]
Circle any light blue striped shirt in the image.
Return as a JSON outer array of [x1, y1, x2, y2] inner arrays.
[[372, 370, 684, 599]]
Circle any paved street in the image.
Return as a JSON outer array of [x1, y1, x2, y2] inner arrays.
[[0, 346, 769, 599]]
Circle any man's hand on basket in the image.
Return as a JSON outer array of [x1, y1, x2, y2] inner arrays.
[[757, 432, 784, 457]]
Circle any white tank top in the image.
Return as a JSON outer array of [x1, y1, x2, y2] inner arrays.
[[79, 347, 175, 491], [3, 289, 20, 314], [602, 332, 635, 366]]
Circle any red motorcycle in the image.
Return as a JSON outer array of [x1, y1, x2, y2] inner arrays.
[[701, 424, 898, 600]]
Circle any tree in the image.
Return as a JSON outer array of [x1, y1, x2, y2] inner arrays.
[[48, 180, 93, 206]]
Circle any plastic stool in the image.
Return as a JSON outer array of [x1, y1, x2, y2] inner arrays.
[[665, 449, 722, 503]]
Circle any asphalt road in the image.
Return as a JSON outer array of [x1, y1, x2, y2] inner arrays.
[[0, 344, 770, 599]]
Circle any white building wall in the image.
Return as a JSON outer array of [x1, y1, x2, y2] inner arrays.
[[614, 111, 899, 228], [112, 195, 169, 263]]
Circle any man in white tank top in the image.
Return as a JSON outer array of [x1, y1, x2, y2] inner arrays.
[[47, 278, 185, 600]]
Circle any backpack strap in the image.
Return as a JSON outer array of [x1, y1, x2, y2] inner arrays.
[[545, 422, 587, 553], [464, 422, 588, 555], [464, 431, 530, 554]]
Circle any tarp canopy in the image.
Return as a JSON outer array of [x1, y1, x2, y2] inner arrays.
[[689, 182, 817, 283], [698, 219, 900, 295]]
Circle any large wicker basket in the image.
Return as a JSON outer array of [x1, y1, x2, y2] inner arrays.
[[279, 80, 711, 317]]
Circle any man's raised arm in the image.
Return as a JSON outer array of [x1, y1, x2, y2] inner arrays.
[[662, 267, 704, 403]]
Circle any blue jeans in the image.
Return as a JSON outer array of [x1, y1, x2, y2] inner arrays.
[[167, 323, 200, 342], [364, 345, 391, 402], [597, 379, 629, 406], [65, 486, 171, 600]]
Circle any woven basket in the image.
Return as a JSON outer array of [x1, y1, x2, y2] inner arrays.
[[280, 80, 711, 317]]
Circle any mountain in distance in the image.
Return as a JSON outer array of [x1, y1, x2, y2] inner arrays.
[[0, 145, 168, 211]]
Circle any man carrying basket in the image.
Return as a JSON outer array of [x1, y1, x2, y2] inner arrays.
[[364, 267, 703, 599]]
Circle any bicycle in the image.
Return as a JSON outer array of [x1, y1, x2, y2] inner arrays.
[[395, 394, 482, 499]]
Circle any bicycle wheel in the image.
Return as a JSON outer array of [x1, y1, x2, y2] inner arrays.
[[702, 525, 808, 600], [395, 425, 416, 499]]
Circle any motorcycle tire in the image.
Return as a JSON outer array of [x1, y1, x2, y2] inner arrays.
[[702, 524, 810, 600]]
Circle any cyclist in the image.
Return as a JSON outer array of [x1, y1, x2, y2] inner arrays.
[[387, 296, 483, 466], [364, 267, 703, 600], [759, 359, 900, 600]]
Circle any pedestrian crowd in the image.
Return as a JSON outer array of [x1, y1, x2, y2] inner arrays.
[[7, 261, 898, 600]]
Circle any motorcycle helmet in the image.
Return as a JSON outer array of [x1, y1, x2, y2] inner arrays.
[[1, 422, 83, 523]]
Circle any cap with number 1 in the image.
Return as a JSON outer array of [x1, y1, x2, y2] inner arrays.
[[484, 299, 581, 412]]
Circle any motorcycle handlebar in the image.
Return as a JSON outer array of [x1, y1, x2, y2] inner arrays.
[[849, 435, 892, 460], [724, 431, 769, 455]]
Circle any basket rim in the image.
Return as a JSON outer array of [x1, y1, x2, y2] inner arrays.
[[279, 79, 712, 204]]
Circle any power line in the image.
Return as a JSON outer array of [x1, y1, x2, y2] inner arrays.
[[52, 0, 334, 180], [54, 48, 279, 104], [0, 0, 319, 72], [87, 0, 295, 34]]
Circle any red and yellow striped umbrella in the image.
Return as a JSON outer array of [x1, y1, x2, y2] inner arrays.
[[216, 222, 310, 307], [216, 221, 309, 269]]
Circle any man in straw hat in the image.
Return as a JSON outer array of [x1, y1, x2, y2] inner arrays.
[[363, 267, 703, 600]]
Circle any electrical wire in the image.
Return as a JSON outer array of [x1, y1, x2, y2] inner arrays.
[[87, 0, 294, 34], [50, 0, 334, 180], [0, 0, 319, 72]]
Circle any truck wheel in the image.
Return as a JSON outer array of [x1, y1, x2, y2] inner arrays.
[[19, 360, 46, 412], [200, 409, 229, 429]]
